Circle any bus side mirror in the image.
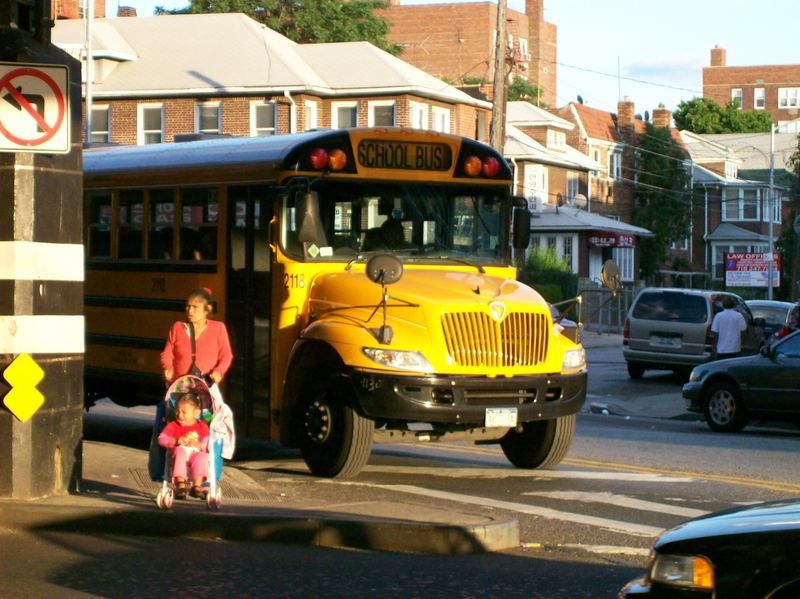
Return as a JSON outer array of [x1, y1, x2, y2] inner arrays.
[[296, 191, 327, 246], [511, 196, 531, 250]]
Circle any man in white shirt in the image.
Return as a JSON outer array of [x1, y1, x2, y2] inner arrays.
[[711, 296, 747, 360]]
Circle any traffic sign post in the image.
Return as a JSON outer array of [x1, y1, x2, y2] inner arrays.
[[0, 62, 70, 154]]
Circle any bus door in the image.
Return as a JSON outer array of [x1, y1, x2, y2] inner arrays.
[[226, 186, 273, 438]]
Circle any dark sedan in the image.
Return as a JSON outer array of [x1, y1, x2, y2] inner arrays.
[[682, 330, 800, 432], [619, 500, 800, 598]]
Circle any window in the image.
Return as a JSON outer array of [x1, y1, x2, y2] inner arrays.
[[731, 88, 743, 109], [562, 235, 574, 271], [475, 111, 487, 142], [86, 191, 112, 258], [368, 101, 395, 127], [431, 106, 450, 133], [331, 102, 357, 129], [138, 104, 163, 145], [305, 101, 318, 131], [722, 188, 760, 221], [612, 247, 634, 282], [523, 163, 548, 203], [742, 189, 758, 220], [764, 191, 783, 224], [410, 102, 428, 129], [118, 190, 144, 259], [609, 152, 621, 181], [546, 129, 566, 150], [566, 171, 579, 202], [250, 101, 276, 136], [754, 88, 765, 110], [778, 88, 800, 108], [180, 188, 218, 261], [518, 37, 528, 59], [90, 105, 109, 143], [724, 161, 738, 179], [148, 189, 175, 260], [196, 102, 220, 134]]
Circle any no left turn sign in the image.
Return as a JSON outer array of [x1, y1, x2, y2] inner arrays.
[[0, 62, 70, 154]]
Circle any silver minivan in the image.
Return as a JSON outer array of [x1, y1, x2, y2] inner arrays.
[[622, 288, 764, 378]]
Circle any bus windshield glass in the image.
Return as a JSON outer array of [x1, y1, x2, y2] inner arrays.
[[281, 181, 510, 266]]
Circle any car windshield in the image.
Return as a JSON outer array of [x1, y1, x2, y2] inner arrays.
[[280, 181, 511, 267]]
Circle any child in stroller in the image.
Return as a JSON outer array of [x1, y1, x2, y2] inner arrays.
[[151, 374, 233, 510]]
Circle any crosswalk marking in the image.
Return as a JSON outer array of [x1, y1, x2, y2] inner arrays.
[[339, 482, 664, 538], [522, 491, 708, 518]]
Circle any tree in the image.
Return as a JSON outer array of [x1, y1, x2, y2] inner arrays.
[[161, 0, 402, 56], [507, 76, 546, 107], [631, 123, 691, 278], [673, 97, 772, 133]]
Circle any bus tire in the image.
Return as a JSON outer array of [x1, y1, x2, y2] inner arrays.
[[500, 414, 575, 469], [300, 388, 374, 479]]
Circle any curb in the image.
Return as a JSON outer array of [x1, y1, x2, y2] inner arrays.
[[0, 502, 519, 556]]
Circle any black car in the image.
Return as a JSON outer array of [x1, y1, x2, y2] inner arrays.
[[682, 330, 800, 432], [619, 499, 800, 598], [746, 299, 794, 338]]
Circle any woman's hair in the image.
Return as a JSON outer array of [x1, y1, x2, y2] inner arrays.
[[187, 287, 213, 309]]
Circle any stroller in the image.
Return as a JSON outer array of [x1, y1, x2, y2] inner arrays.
[[150, 375, 232, 510]]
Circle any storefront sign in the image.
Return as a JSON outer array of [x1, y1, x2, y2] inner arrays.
[[588, 231, 636, 248]]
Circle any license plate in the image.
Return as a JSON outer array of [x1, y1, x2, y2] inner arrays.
[[651, 335, 681, 348], [485, 407, 518, 427]]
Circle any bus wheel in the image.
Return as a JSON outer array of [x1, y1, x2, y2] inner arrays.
[[500, 414, 575, 469], [300, 390, 374, 479]]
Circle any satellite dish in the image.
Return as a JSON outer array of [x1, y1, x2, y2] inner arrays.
[[599, 260, 621, 296], [573, 193, 587, 209]]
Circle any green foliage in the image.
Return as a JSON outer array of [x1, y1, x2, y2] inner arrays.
[[166, 0, 402, 55], [673, 97, 772, 133], [462, 76, 486, 85], [525, 246, 571, 272], [507, 77, 546, 107], [631, 123, 691, 278]]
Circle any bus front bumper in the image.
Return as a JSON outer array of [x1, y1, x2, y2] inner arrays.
[[349, 369, 587, 425]]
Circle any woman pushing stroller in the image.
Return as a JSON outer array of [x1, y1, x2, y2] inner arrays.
[[150, 287, 235, 508]]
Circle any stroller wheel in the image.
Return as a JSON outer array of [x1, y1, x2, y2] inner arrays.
[[207, 487, 222, 510], [164, 491, 174, 510], [156, 490, 167, 510]]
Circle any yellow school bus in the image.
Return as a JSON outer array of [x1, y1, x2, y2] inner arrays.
[[84, 128, 586, 478]]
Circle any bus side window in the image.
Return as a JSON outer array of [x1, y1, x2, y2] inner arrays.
[[148, 188, 175, 260], [180, 187, 219, 261], [118, 190, 144, 259], [86, 191, 112, 258]]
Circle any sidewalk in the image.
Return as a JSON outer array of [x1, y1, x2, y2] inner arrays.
[[0, 441, 518, 555]]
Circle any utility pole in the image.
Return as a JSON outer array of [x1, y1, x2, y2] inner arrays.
[[489, 0, 507, 153], [768, 123, 775, 300]]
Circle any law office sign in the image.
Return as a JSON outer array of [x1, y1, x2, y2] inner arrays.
[[0, 62, 70, 154], [724, 252, 780, 288]]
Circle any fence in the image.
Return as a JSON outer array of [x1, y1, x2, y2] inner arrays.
[[579, 286, 636, 334]]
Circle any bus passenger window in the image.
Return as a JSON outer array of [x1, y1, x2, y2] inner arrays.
[[86, 191, 112, 258], [148, 189, 175, 260], [118, 190, 144, 259], [180, 187, 219, 261]]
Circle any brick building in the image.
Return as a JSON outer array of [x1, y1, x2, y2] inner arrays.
[[52, 13, 492, 145], [378, 0, 557, 107], [703, 45, 800, 132], [52, 0, 104, 19]]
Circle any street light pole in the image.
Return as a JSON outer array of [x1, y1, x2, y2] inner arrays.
[[767, 124, 775, 300]]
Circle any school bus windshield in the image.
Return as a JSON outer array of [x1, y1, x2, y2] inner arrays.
[[280, 181, 510, 266]]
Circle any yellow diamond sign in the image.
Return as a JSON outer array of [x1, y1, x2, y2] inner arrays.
[[2, 353, 45, 423]]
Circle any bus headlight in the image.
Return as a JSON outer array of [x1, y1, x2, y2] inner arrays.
[[650, 554, 714, 590], [362, 348, 433, 373], [562, 348, 586, 371]]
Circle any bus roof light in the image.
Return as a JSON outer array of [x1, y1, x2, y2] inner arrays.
[[482, 156, 500, 178], [463, 156, 482, 177], [328, 148, 347, 171], [309, 148, 328, 170]]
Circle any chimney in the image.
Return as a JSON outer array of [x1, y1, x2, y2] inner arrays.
[[118, 6, 137, 16], [710, 45, 726, 67], [652, 104, 671, 128], [617, 96, 635, 129]]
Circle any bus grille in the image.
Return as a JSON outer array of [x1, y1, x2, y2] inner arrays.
[[441, 311, 549, 367]]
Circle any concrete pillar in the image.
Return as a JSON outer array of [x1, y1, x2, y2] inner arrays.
[[0, 0, 84, 498]]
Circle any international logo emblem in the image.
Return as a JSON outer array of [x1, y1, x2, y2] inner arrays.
[[489, 301, 506, 322]]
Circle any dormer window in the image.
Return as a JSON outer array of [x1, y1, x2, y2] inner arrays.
[[724, 161, 738, 179], [546, 129, 565, 150]]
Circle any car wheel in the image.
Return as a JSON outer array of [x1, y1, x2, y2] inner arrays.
[[703, 381, 748, 432], [627, 362, 645, 379]]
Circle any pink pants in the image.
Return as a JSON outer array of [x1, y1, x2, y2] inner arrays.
[[170, 446, 208, 481]]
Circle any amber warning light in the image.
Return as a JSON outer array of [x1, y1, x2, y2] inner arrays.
[[308, 147, 348, 171]]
